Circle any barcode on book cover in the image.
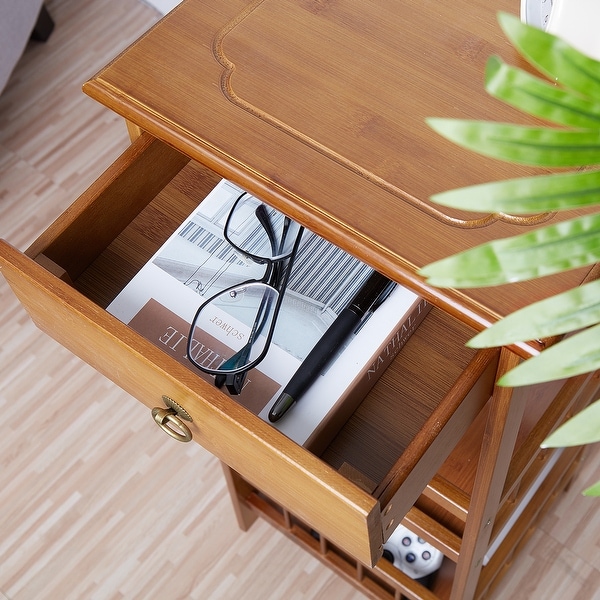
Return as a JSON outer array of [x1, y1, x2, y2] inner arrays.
[[171, 181, 372, 316]]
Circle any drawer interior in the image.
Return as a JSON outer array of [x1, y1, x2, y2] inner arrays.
[[18, 133, 499, 552], [321, 308, 478, 484], [73, 148, 218, 307], [71, 165, 484, 490]]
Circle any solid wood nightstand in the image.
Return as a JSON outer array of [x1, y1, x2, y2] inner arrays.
[[1, 1, 598, 598]]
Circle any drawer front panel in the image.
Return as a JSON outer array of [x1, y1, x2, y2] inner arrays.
[[0, 242, 382, 566]]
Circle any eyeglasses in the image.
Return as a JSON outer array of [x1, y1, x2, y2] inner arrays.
[[187, 192, 304, 394]]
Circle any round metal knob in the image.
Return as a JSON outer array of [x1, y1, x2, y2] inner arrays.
[[151, 396, 193, 442]]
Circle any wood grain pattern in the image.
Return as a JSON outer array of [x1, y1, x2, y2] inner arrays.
[[1, 1, 599, 599], [82, 0, 597, 347]]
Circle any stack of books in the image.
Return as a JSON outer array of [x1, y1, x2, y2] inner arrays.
[[108, 179, 429, 452]]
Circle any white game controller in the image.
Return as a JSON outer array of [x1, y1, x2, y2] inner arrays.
[[382, 524, 443, 580]]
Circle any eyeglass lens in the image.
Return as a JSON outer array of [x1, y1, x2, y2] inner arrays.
[[189, 281, 279, 373], [188, 193, 303, 376]]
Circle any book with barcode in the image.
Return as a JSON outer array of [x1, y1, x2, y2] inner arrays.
[[107, 179, 429, 452]]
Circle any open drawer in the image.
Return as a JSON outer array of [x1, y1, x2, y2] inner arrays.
[[0, 132, 500, 567]]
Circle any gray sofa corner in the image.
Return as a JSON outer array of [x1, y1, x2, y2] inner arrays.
[[0, 1, 54, 94]]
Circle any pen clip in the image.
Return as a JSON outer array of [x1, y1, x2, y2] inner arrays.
[[354, 280, 396, 334], [371, 280, 396, 311]]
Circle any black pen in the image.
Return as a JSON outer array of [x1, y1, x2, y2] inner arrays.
[[268, 271, 396, 422]]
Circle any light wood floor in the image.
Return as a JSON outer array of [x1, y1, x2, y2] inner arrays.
[[1, 1, 599, 599]]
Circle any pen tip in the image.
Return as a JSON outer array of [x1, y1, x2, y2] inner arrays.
[[268, 393, 295, 422]]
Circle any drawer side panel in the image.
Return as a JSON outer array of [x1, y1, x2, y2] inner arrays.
[[26, 134, 190, 280]]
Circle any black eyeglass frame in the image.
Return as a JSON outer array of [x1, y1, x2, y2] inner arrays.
[[186, 192, 304, 382]]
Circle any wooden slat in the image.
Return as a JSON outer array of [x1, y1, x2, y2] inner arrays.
[[451, 350, 526, 600]]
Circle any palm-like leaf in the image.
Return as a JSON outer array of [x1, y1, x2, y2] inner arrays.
[[498, 12, 600, 98], [419, 213, 600, 287], [583, 480, 600, 496], [429, 169, 600, 213], [420, 13, 600, 494], [426, 119, 600, 167], [468, 279, 600, 347], [485, 56, 600, 128], [542, 399, 600, 447], [498, 323, 600, 386], [543, 398, 600, 496]]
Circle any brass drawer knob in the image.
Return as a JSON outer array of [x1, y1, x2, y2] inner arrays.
[[151, 395, 193, 443]]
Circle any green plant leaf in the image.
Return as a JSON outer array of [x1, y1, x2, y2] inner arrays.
[[485, 55, 600, 128], [423, 12, 600, 498], [583, 479, 600, 496], [498, 323, 600, 386], [498, 12, 600, 99], [430, 169, 600, 213], [542, 399, 600, 447], [419, 214, 600, 287], [426, 118, 600, 167], [468, 279, 600, 347]]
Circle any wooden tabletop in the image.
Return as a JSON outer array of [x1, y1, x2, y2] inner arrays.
[[83, 0, 594, 352]]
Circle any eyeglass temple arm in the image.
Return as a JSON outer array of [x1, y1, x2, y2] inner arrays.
[[255, 205, 278, 255], [255, 204, 294, 256], [215, 370, 247, 395], [214, 342, 253, 394]]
